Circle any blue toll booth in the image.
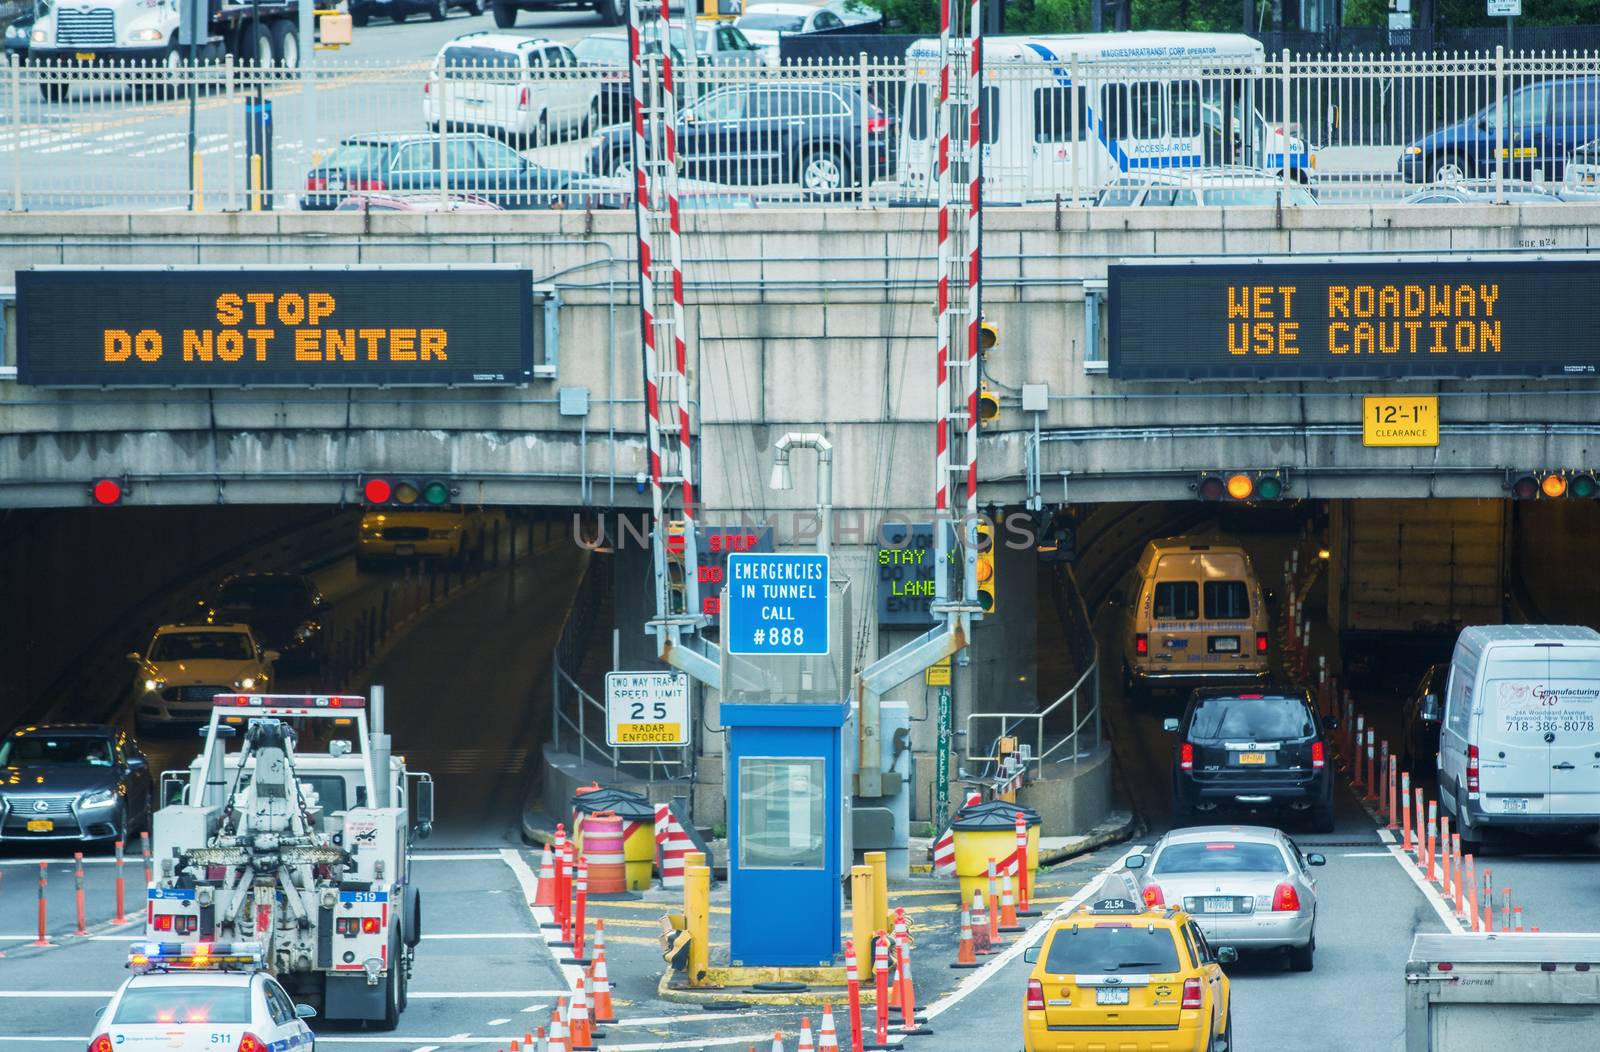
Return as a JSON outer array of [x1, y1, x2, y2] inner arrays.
[[723, 702, 847, 967]]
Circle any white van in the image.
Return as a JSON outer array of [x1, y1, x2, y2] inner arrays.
[[1438, 625, 1600, 852], [895, 32, 1313, 204]]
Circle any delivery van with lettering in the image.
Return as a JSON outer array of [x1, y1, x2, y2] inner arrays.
[[1119, 536, 1270, 700], [1437, 624, 1600, 853]]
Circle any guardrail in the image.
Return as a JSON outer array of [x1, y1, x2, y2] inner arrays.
[[6, 50, 1600, 212], [966, 565, 1102, 775]]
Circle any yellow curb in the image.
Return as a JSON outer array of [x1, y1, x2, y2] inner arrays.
[[656, 970, 879, 1009]]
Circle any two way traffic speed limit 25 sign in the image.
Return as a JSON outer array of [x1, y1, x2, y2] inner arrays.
[[605, 671, 690, 747]]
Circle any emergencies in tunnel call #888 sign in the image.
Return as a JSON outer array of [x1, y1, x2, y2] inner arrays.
[[605, 672, 689, 747], [726, 553, 830, 656]]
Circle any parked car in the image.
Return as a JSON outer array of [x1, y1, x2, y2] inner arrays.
[[1564, 138, 1600, 193], [129, 623, 277, 734], [1094, 168, 1318, 207], [335, 192, 503, 211], [586, 81, 896, 196], [573, 29, 685, 124], [1400, 663, 1447, 776], [736, 1, 855, 64], [425, 33, 601, 146], [302, 133, 617, 211], [1124, 825, 1326, 970], [491, 0, 626, 31], [350, 0, 479, 27], [198, 572, 326, 674], [0, 724, 153, 844], [1437, 624, 1600, 854], [1166, 687, 1337, 833], [1401, 179, 1568, 203], [1399, 76, 1600, 184]]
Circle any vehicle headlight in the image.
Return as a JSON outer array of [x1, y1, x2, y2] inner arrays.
[[80, 789, 117, 808], [294, 623, 319, 642], [144, 678, 164, 692], [236, 676, 257, 690], [129, 27, 163, 41], [31, 28, 45, 42], [5, 23, 22, 39], [1406, 146, 1423, 155]]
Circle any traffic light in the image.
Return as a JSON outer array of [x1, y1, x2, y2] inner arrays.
[[978, 320, 999, 357], [664, 520, 688, 615], [89, 477, 126, 506], [974, 521, 997, 613], [1194, 471, 1288, 502], [978, 384, 1001, 427], [1508, 471, 1600, 499], [359, 476, 455, 507]]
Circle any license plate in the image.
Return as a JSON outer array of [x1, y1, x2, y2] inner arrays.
[[1210, 636, 1240, 652], [1165, 638, 1189, 649], [1500, 797, 1529, 813], [1238, 752, 1267, 765], [26, 819, 54, 832], [1095, 987, 1130, 1005], [326, 175, 345, 190], [394, 544, 415, 555], [1203, 896, 1235, 913], [74, 52, 96, 61]]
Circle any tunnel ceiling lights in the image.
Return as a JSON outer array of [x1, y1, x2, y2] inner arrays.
[[1508, 471, 1600, 500], [1195, 471, 1288, 502], [359, 476, 454, 507]]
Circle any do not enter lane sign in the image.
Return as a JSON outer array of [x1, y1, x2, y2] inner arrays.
[[606, 671, 689, 747], [726, 553, 830, 656]]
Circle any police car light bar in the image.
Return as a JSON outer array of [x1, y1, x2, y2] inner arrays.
[[128, 941, 265, 970], [212, 694, 366, 710]]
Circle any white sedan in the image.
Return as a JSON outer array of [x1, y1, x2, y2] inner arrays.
[[88, 945, 316, 1052]]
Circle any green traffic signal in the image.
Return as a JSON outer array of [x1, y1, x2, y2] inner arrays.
[[422, 481, 451, 505], [1572, 474, 1600, 500]]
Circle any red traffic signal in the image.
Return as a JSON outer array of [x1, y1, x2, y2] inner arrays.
[[359, 476, 454, 507], [90, 478, 124, 506]]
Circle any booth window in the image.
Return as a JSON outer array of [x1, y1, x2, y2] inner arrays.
[[738, 757, 825, 870]]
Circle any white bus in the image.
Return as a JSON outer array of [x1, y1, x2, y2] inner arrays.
[[896, 32, 1313, 204]]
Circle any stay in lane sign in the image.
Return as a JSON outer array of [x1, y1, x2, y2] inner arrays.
[[606, 671, 689, 747], [726, 553, 830, 656]]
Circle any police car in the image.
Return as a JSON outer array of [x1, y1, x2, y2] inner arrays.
[[88, 943, 316, 1052]]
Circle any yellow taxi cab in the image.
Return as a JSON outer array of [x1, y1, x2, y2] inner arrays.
[[356, 508, 470, 570], [1023, 896, 1235, 1052]]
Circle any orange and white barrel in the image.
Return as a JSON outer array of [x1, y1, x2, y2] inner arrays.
[[583, 811, 627, 894]]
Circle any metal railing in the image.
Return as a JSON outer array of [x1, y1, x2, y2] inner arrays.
[[965, 565, 1103, 774], [6, 50, 1600, 212]]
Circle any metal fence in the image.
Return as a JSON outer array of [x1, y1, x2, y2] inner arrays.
[[5, 50, 1600, 212]]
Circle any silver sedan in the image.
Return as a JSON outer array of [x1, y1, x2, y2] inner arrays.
[[1123, 825, 1326, 971]]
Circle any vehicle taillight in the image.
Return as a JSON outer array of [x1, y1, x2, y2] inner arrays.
[[1180, 976, 1203, 1009], [1180, 743, 1194, 771], [866, 115, 888, 134], [350, 178, 386, 192], [1025, 978, 1045, 1011], [1271, 882, 1301, 912], [336, 918, 357, 936], [361, 917, 381, 934], [518, 86, 529, 109], [1135, 633, 1148, 655], [423, 79, 430, 95], [237, 1034, 266, 1052], [153, 914, 174, 931], [1256, 632, 1268, 653], [1467, 744, 1479, 793], [89, 1035, 113, 1052], [306, 175, 326, 191], [1142, 883, 1164, 908], [1311, 740, 1325, 769]]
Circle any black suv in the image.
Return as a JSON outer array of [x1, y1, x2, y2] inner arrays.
[[585, 82, 897, 197], [1399, 663, 1447, 776], [1167, 688, 1336, 833], [199, 572, 326, 674]]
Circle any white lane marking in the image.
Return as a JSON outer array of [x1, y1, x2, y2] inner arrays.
[[499, 848, 587, 993], [1340, 851, 1399, 857], [1375, 824, 1464, 934], [484, 1019, 510, 1027], [412, 853, 506, 862], [0, 992, 115, 998], [412, 1046, 440, 1052], [419, 933, 539, 940], [607, 1035, 802, 1051], [921, 844, 1147, 1023]]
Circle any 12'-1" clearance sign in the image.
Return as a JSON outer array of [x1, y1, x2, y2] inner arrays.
[[15, 266, 535, 386]]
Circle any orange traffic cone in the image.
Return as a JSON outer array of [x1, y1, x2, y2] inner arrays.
[[510, 1040, 520, 1051], [818, 1004, 839, 1051], [569, 979, 597, 1052], [532, 1028, 548, 1052], [951, 906, 979, 968], [999, 872, 1021, 932], [797, 1016, 815, 1052], [549, 1003, 569, 1052], [970, 889, 995, 955], [590, 948, 617, 1024], [534, 841, 558, 908], [770, 1032, 785, 1052]]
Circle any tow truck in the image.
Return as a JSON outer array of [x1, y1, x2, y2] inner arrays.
[[146, 693, 433, 1030]]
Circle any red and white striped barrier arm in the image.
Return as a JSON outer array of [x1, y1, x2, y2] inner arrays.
[[931, 0, 953, 515], [626, 0, 664, 521], [962, 0, 982, 515], [655, 0, 694, 522]]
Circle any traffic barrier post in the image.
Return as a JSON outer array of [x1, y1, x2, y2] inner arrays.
[[1387, 756, 1398, 830], [1014, 810, 1037, 916], [1464, 854, 1478, 931], [35, 862, 49, 947], [844, 939, 865, 1052], [1425, 799, 1438, 880], [1364, 729, 1377, 801], [887, 909, 909, 1011], [685, 858, 710, 987], [563, 857, 590, 966], [850, 866, 875, 973], [985, 859, 1002, 948], [867, 932, 892, 1050], [1482, 870, 1495, 933], [1440, 816, 1452, 890], [998, 872, 1021, 932], [114, 840, 127, 925], [1402, 772, 1413, 851], [1451, 835, 1465, 919], [865, 851, 889, 934], [74, 853, 87, 936], [971, 888, 994, 955], [546, 825, 568, 931], [895, 919, 930, 1036], [1353, 715, 1365, 786]]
